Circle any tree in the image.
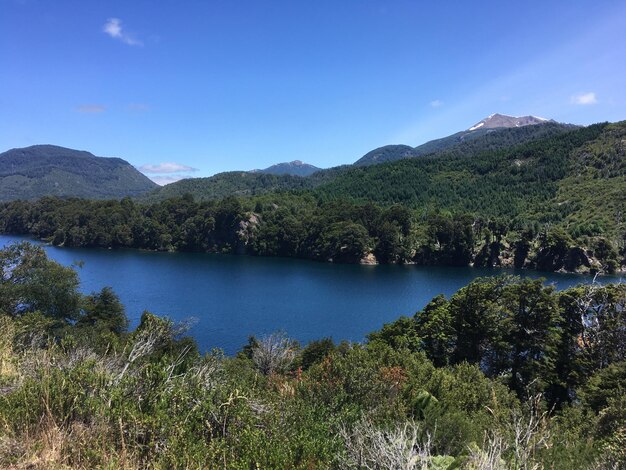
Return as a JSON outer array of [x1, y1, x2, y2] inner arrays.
[[448, 277, 508, 365], [299, 337, 335, 370], [535, 228, 573, 271], [500, 279, 560, 397], [0, 242, 80, 322], [317, 221, 371, 263], [415, 295, 454, 367], [78, 286, 128, 336], [374, 221, 403, 264]]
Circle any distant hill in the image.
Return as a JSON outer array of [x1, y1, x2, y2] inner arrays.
[[3, 121, 625, 274], [0, 145, 157, 201], [354, 114, 575, 166], [143, 163, 353, 203], [355, 145, 415, 166], [142, 171, 315, 202], [146, 121, 581, 203], [253, 160, 321, 177]]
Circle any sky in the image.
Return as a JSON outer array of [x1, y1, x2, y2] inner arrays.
[[2, 0, 626, 184]]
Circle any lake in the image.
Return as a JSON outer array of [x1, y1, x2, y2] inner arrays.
[[1, 234, 622, 354]]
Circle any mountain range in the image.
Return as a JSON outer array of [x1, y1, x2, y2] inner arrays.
[[1, 115, 625, 271], [146, 115, 578, 201], [0, 114, 585, 202], [354, 113, 570, 166]]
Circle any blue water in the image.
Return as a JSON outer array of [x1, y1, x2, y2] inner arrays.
[[1, 234, 622, 354]]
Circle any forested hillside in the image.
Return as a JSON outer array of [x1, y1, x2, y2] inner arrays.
[[0, 121, 624, 274], [316, 123, 615, 221], [142, 171, 315, 202], [142, 122, 576, 202], [141, 165, 354, 202], [354, 120, 575, 165], [1, 188, 624, 273], [254, 160, 322, 176], [0, 243, 624, 468], [0, 145, 157, 201]]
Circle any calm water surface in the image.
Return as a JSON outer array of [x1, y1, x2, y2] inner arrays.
[[2, 234, 622, 354]]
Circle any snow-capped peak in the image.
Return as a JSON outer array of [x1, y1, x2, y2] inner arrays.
[[467, 113, 553, 131]]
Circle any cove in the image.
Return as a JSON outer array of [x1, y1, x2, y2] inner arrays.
[[1, 234, 622, 355]]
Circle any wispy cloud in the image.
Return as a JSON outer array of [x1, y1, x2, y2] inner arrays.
[[430, 99, 444, 108], [103, 18, 142, 46], [76, 104, 106, 113], [127, 103, 151, 112], [138, 162, 199, 174], [149, 175, 190, 186], [571, 92, 597, 105]]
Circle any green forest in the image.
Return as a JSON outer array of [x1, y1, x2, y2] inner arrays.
[[0, 242, 624, 468], [1, 121, 624, 274], [0, 190, 623, 274]]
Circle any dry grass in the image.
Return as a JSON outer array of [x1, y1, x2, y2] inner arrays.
[[0, 418, 141, 469]]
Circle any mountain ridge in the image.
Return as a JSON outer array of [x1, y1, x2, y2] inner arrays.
[[467, 113, 552, 131], [252, 160, 321, 177], [354, 117, 576, 166], [0, 144, 157, 201], [142, 120, 590, 204]]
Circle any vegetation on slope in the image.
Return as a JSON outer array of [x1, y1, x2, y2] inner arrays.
[[0, 145, 157, 201], [142, 122, 575, 202], [137, 121, 626, 241], [141, 165, 352, 203], [0, 243, 624, 468], [352, 121, 575, 165], [1, 192, 624, 273], [142, 171, 315, 203], [255, 160, 322, 176], [316, 123, 609, 219], [0, 121, 624, 274]]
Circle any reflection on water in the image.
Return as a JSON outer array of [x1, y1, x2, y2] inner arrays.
[[1, 234, 621, 354]]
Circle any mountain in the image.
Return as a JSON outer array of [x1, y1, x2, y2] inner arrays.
[[4, 120, 625, 272], [146, 121, 581, 203], [142, 171, 315, 202], [253, 160, 321, 177], [467, 113, 552, 131], [0, 145, 157, 201], [149, 120, 624, 237], [354, 114, 572, 166], [355, 145, 415, 166], [317, 121, 626, 236], [147, 161, 324, 202]]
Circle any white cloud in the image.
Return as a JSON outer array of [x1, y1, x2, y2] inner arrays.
[[571, 92, 597, 105], [149, 175, 190, 186], [138, 162, 199, 174], [430, 99, 444, 108], [127, 103, 151, 112], [103, 18, 142, 46], [76, 104, 106, 113]]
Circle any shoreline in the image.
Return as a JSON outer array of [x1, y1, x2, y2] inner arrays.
[[2, 231, 624, 279]]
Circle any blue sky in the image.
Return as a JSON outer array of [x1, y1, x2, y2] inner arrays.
[[2, 0, 625, 183]]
